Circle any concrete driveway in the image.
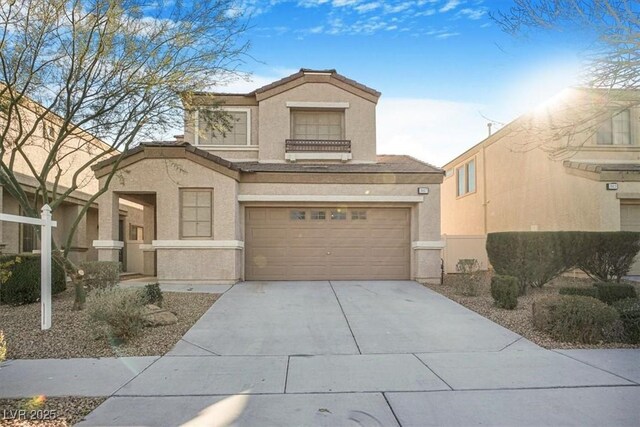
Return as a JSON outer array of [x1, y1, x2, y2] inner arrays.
[[80, 281, 640, 426]]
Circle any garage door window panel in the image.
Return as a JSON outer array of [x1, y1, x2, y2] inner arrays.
[[290, 210, 306, 220], [331, 210, 347, 220], [180, 189, 213, 238]]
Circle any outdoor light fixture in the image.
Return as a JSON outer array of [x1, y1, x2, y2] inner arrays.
[[606, 183, 618, 191], [418, 187, 429, 195]]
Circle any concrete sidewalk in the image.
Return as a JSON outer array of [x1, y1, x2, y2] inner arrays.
[[2, 281, 639, 426]]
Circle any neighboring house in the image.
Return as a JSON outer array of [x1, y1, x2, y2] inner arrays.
[[0, 97, 143, 269], [441, 88, 640, 275], [92, 69, 445, 283]]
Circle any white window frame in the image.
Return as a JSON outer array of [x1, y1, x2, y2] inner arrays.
[[194, 107, 251, 147], [456, 157, 476, 198]]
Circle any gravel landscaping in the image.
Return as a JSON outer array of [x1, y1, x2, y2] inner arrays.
[[425, 273, 640, 349], [0, 288, 219, 359], [0, 396, 105, 426]]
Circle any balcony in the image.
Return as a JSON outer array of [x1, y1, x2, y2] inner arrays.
[[285, 139, 352, 162]]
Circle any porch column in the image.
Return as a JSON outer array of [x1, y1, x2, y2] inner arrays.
[[142, 203, 156, 276], [0, 186, 4, 253], [94, 191, 122, 262]]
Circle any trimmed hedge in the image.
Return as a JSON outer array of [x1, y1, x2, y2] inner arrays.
[[0, 254, 66, 305], [486, 232, 572, 293], [576, 232, 640, 282], [613, 298, 640, 343], [490, 275, 519, 309], [532, 295, 621, 343], [487, 231, 640, 291], [558, 287, 599, 299], [593, 282, 637, 305]]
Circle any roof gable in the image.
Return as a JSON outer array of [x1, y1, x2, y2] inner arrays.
[[252, 69, 381, 103]]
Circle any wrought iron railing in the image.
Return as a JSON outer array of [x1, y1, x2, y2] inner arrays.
[[285, 139, 351, 153]]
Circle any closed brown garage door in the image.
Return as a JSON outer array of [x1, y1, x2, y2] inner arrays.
[[621, 202, 640, 276], [245, 207, 411, 280]]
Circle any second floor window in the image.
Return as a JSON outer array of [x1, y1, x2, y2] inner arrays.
[[456, 158, 476, 197], [201, 110, 249, 146], [291, 110, 344, 140], [597, 109, 631, 145]]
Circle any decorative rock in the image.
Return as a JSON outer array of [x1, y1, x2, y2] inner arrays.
[[142, 304, 178, 327]]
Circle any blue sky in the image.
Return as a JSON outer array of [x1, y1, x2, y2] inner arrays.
[[214, 0, 592, 166]]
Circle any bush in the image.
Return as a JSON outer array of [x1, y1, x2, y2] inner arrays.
[[558, 286, 599, 298], [0, 330, 6, 362], [490, 275, 519, 309], [78, 261, 120, 289], [0, 254, 66, 305], [613, 298, 640, 343], [575, 232, 640, 282], [87, 288, 145, 344], [486, 232, 571, 293], [593, 282, 638, 305], [139, 283, 163, 307], [454, 259, 483, 296], [532, 295, 621, 343]]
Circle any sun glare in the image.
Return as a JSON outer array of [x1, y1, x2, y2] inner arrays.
[[508, 59, 582, 114]]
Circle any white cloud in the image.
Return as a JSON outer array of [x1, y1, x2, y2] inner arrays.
[[458, 7, 486, 20], [354, 2, 381, 13], [439, 0, 462, 13], [377, 98, 489, 166]]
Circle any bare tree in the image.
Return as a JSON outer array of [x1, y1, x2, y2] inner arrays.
[[492, 1, 640, 155], [0, 0, 247, 258]]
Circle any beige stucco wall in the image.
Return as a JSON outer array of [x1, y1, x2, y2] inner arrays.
[[97, 157, 242, 282], [257, 83, 377, 163], [441, 98, 640, 270]]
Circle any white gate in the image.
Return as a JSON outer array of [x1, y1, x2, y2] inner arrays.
[[0, 205, 57, 330]]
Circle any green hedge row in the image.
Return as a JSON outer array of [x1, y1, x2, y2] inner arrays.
[[487, 231, 640, 291], [0, 254, 66, 305]]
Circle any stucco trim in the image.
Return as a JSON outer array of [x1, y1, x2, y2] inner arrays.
[[238, 195, 424, 203], [617, 192, 640, 199], [152, 240, 245, 249], [412, 241, 446, 250], [285, 101, 350, 109], [285, 152, 352, 162], [93, 240, 125, 249]]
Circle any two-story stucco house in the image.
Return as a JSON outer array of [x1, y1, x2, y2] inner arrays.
[[92, 69, 445, 283], [441, 88, 640, 275]]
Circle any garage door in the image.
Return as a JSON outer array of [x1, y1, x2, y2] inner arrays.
[[245, 207, 411, 280], [621, 203, 640, 276]]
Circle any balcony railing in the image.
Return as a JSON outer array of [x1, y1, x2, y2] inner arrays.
[[285, 139, 351, 153]]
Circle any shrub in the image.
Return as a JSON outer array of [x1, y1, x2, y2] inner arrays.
[[486, 232, 571, 293], [593, 282, 638, 305], [454, 259, 483, 296], [613, 298, 640, 343], [0, 254, 66, 305], [139, 283, 163, 307], [87, 288, 145, 344], [0, 330, 6, 362], [490, 275, 519, 309], [78, 261, 120, 290], [532, 295, 621, 343], [575, 232, 640, 282], [558, 286, 599, 299]]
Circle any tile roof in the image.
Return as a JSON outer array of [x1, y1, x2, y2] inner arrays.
[[563, 161, 640, 173], [234, 155, 442, 174], [92, 142, 443, 175]]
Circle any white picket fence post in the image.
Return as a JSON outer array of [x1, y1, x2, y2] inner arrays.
[[0, 204, 57, 330], [40, 205, 53, 330]]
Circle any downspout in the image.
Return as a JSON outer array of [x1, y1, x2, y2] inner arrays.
[[483, 123, 491, 235]]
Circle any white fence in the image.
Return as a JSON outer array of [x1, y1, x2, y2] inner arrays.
[[0, 205, 57, 330]]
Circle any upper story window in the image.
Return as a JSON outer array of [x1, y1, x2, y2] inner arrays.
[[456, 158, 476, 197], [197, 108, 250, 146], [597, 109, 632, 145], [291, 110, 344, 140]]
